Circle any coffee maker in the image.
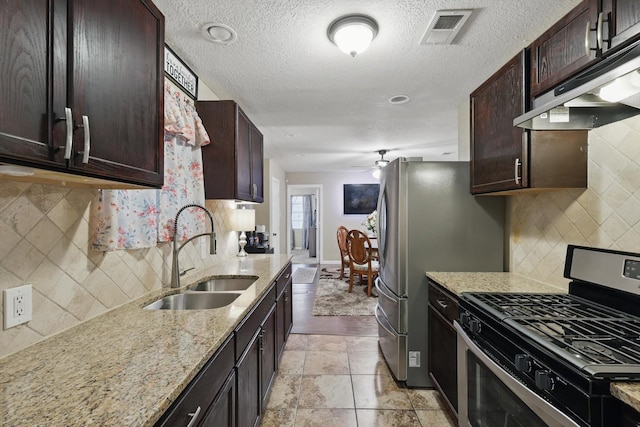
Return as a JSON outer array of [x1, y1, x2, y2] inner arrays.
[[245, 225, 272, 253], [248, 230, 269, 248]]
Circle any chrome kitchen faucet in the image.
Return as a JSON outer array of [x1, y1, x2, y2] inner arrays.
[[170, 204, 216, 288]]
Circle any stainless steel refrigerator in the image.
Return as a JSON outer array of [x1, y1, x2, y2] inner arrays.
[[375, 159, 504, 387]]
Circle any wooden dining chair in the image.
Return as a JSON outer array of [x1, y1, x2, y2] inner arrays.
[[346, 229, 379, 297], [337, 226, 350, 279]]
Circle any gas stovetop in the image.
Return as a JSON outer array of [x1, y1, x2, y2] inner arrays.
[[463, 292, 640, 377]]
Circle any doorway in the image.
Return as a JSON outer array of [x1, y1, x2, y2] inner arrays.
[[287, 184, 322, 264]]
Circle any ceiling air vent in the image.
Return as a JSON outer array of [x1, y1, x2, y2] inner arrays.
[[420, 9, 472, 45]]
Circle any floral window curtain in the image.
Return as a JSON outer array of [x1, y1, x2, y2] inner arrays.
[[91, 80, 210, 251]]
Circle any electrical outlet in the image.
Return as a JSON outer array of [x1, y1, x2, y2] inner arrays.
[[3, 284, 32, 329]]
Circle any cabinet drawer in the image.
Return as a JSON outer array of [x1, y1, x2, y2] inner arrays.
[[156, 334, 234, 427], [276, 263, 292, 297], [428, 281, 458, 324], [235, 286, 276, 358]]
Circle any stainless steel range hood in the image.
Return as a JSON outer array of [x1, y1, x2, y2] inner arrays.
[[514, 40, 640, 130]]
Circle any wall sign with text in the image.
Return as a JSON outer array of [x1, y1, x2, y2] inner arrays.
[[164, 45, 198, 99]]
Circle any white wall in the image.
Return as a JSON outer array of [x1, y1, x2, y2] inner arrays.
[[457, 98, 471, 161]]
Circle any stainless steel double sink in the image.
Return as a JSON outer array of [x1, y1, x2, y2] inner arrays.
[[144, 276, 258, 310]]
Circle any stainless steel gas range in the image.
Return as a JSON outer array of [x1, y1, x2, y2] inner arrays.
[[456, 245, 640, 427]]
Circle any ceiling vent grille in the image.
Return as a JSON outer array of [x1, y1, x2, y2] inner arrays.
[[420, 9, 472, 45]]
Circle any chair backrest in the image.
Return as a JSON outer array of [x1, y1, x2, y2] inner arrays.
[[337, 226, 349, 256], [346, 229, 373, 266]]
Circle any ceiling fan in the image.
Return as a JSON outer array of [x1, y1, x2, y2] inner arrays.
[[371, 150, 390, 178], [350, 149, 391, 172], [374, 150, 390, 168]]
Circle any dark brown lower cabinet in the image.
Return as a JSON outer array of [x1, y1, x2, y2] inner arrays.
[[235, 284, 277, 427], [275, 263, 293, 362], [284, 279, 293, 343], [427, 281, 459, 416], [200, 370, 236, 427], [261, 306, 277, 409], [237, 328, 262, 427]]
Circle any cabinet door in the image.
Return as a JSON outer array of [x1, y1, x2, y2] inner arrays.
[[236, 329, 261, 427], [0, 0, 68, 167], [428, 305, 458, 413], [236, 108, 253, 201], [261, 306, 277, 408], [275, 291, 286, 362], [284, 278, 293, 342], [470, 51, 528, 194], [200, 370, 236, 427], [602, 0, 640, 52], [530, 0, 599, 97], [250, 125, 264, 202], [70, 0, 164, 187]]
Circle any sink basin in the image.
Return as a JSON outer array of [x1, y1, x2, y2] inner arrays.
[[144, 292, 241, 310], [188, 276, 258, 292]]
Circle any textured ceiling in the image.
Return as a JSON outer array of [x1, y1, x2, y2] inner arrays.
[[153, 0, 582, 172]]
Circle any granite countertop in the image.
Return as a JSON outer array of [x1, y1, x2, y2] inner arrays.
[[425, 271, 568, 296], [611, 383, 640, 414], [426, 271, 640, 415], [0, 254, 290, 427]]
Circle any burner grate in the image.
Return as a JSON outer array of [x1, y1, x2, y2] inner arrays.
[[514, 317, 640, 365]]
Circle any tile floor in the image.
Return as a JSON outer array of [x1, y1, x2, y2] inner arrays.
[[259, 334, 457, 427]]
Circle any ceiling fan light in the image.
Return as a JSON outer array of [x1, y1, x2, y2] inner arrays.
[[375, 159, 390, 167], [328, 15, 378, 57]]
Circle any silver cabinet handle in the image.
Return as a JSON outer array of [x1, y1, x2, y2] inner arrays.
[[585, 20, 592, 56], [436, 299, 449, 310], [514, 157, 521, 185], [596, 12, 604, 49], [63, 107, 73, 159], [79, 115, 90, 164], [186, 406, 201, 427]]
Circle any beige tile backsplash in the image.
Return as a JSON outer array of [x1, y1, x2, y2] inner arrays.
[[1, 115, 639, 358], [0, 188, 239, 358], [510, 115, 640, 287]]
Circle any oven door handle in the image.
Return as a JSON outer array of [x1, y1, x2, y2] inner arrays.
[[455, 321, 581, 427]]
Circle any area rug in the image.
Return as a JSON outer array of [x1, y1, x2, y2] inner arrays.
[[291, 266, 318, 284], [312, 268, 377, 316]]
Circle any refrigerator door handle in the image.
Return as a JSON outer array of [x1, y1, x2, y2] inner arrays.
[[375, 304, 396, 337], [376, 277, 407, 300]]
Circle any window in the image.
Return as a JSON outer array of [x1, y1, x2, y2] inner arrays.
[[291, 196, 304, 229]]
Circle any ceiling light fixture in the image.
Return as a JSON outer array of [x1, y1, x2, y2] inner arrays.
[[328, 15, 378, 57], [389, 95, 410, 105], [202, 23, 237, 45]]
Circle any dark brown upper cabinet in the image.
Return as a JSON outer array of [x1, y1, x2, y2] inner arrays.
[[530, 0, 599, 98], [602, 0, 640, 53], [471, 50, 588, 195], [0, 0, 165, 188], [197, 101, 264, 203]]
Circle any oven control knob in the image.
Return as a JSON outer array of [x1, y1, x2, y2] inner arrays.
[[515, 354, 532, 373], [459, 312, 470, 326], [535, 370, 555, 391], [469, 319, 482, 333]]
